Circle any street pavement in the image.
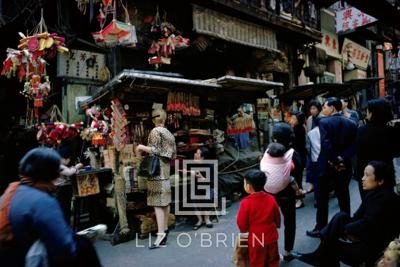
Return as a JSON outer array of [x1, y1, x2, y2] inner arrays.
[[95, 180, 362, 267]]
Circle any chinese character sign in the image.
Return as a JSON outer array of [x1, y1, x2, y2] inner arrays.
[[336, 7, 377, 33], [316, 29, 340, 58], [341, 38, 371, 70]]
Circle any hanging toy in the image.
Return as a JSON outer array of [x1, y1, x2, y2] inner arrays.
[[1, 9, 68, 122], [147, 8, 190, 68]]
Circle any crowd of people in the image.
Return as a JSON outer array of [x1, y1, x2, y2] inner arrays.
[[237, 96, 400, 267]]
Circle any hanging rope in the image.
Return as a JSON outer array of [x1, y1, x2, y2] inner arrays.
[[30, 8, 48, 35], [219, 145, 240, 173], [48, 105, 65, 123], [219, 163, 260, 175], [119, 0, 130, 23]]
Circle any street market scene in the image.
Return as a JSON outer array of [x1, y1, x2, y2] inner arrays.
[[1, 0, 400, 266]]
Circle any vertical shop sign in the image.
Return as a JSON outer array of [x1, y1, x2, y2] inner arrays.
[[316, 29, 340, 58]]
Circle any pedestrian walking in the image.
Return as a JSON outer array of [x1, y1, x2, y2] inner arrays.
[[306, 97, 357, 238], [237, 170, 281, 267], [0, 147, 102, 267]]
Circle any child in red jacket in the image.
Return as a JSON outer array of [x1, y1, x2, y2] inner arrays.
[[237, 170, 281, 267]]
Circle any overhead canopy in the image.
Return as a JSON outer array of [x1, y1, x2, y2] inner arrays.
[[80, 70, 284, 109], [326, 77, 383, 97], [279, 77, 383, 100], [80, 69, 222, 108], [217, 75, 283, 92], [279, 83, 342, 100]]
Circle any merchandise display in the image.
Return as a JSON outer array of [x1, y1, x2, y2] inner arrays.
[[1, 12, 68, 119]]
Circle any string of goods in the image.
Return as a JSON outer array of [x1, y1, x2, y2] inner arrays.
[[110, 98, 129, 151], [123, 166, 139, 193], [227, 114, 255, 135], [166, 92, 201, 116], [130, 123, 150, 144]]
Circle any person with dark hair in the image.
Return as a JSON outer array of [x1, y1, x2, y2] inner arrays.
[[355, 98, 396, 200], [305, 116, 321, 204], [237, 170, 281, 267], [192, 147, 215, 230], [306, 99, 322, 132], [265, 123, 302, 261], [55, 144, 83, 224], [0, 148, 101, 267], [307, 97, 357, 238], [305, 100, 322, 195], [323, 97, 343, 115], [289, 111, 307, 208], [298, 161, 400, 267], [341, 97, 359, 125]]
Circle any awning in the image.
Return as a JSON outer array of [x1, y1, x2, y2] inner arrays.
[[326, 77, 383, 97], [80, 69, 222, 108], [80, 70, 284, 109], [279, 83, 343, 100], [279, 77, 383, 100], [217, 75, 283, 92]]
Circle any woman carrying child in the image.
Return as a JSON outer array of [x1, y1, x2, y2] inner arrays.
[[260, 122, 304, 261]]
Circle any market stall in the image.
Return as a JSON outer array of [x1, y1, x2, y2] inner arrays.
[[78, 69, 283, 243]]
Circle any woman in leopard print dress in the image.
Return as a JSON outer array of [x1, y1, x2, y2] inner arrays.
[[136, 109, 176, 249]]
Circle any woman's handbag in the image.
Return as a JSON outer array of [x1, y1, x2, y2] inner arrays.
[[138, 155, 160, 177]]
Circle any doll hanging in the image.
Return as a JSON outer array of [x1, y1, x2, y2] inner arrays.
[[147, 8, 190, 68]]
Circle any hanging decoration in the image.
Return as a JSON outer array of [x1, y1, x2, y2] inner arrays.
[[166, 92, 200, 116], [146, 8, 190, 68], [110, 99, 129, 151], [91, 0, 137, 48], [36, 105, 82, 146], [1, 9, 69, 120], [81, 105, 111, 146], [37, 122, 82, 146]]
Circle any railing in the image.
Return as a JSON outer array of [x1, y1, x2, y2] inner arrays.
[[233, 0, 321, 31]]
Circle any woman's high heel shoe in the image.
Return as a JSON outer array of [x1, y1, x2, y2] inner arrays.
[[149, 233, 167, 249]]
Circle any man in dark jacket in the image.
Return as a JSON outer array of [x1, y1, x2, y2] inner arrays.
[[307, 97, 357, 238]]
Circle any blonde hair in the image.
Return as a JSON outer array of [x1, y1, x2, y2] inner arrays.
[[152, 109, 167, 125]]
